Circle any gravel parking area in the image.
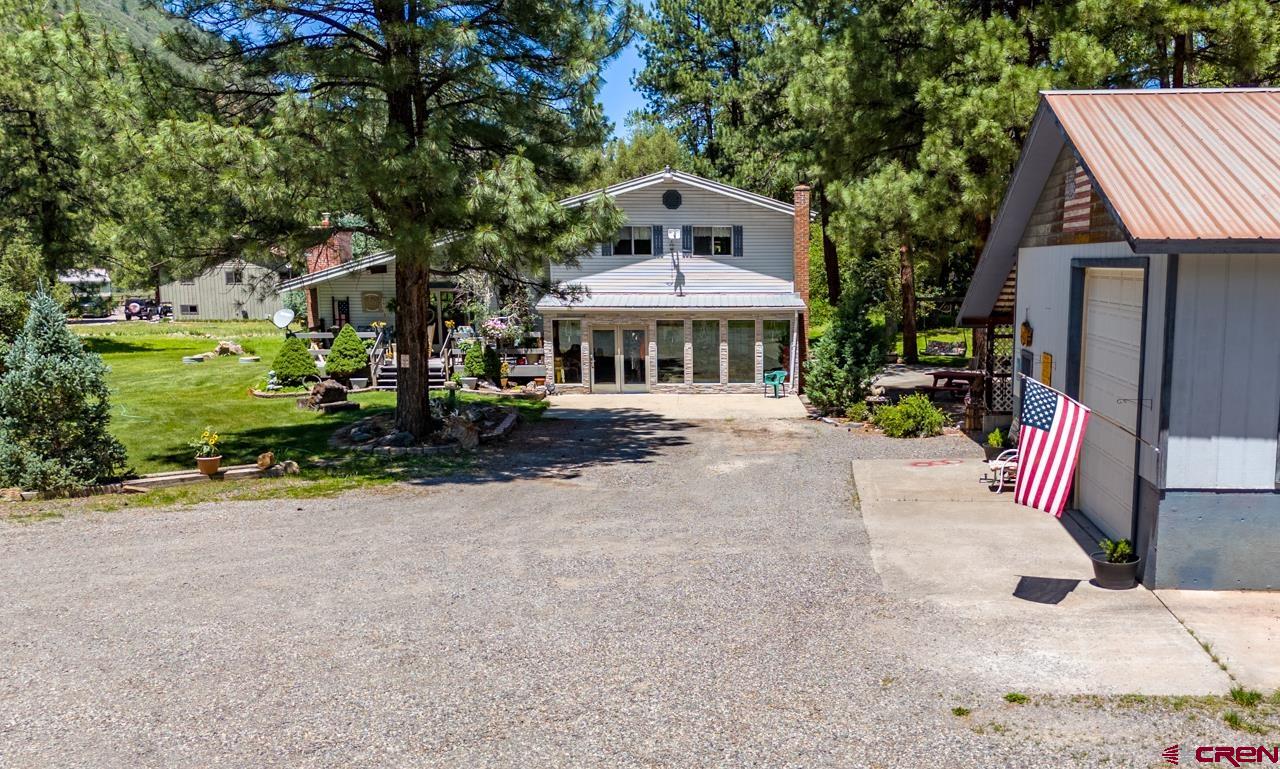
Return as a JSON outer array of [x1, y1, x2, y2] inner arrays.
[[0, 413, 1264, 768]]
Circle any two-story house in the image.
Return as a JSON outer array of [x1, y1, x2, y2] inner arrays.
[[543, 169, 810, 393], [277, 168, 812, 394]]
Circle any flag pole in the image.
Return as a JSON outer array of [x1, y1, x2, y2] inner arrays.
[[1016, 373, 1160, 455]]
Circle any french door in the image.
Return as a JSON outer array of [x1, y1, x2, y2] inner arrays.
[[592, 327, 648, 392]]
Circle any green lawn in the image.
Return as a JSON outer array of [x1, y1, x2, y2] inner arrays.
[[74, 320, 546, 476]]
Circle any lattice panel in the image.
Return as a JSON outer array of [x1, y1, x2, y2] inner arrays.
[[987, 325, 1014, 413]]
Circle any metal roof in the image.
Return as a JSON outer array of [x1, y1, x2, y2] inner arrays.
[[536, 292, 806, 310], [1045, 89, 1280, 247], [278, 249, 396, 291], [959, 88, 1280, 324]]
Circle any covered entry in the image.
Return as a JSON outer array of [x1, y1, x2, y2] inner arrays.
[[1075, 266, 1145, 539]]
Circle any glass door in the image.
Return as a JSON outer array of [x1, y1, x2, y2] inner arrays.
[[592, 328, 619, 392], [620, 328, 648, 392]]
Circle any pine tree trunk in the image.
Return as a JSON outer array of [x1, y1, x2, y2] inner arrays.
[[395, 255, 439, 438], [899, 233, 918, 364], [818, 185, 841, 304]]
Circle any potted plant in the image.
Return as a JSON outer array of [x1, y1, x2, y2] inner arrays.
[[984, 428, 1009, 460], [192, 426, 223, 475], [499, 360, 510, 389], [1091, 538, 1141, 589]]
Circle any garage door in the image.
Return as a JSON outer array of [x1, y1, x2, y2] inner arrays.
[[1076, 268, 1144, 539]]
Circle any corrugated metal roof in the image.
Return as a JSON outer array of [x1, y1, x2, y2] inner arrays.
[[536, 292, 806, 310], [1045, 89, 1280, 245]]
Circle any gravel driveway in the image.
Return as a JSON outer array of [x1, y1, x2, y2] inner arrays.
[[0, 413, 1258, 768]]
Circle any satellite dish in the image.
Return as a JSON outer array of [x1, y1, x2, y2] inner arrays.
[[272, 308, 296, 330]]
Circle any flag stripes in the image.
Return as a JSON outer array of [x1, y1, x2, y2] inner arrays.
[[1014, 378, 1091, 517]]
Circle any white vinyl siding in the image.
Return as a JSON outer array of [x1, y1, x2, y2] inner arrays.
[[1165, 253, 1280, 490], [552, 180, 794, 293], [313, 270, 397, 328]]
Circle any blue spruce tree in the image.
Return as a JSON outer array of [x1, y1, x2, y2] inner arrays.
[[0, 290, 129, 491]]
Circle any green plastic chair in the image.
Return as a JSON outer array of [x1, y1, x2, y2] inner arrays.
[[763, 370, 787, 398]]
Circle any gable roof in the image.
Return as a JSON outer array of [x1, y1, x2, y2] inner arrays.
[[959, 88, 1280, 324], [559, 167, 796, 216], [279, 169, 795, 291]]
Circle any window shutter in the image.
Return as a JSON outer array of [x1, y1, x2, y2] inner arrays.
[[732, 225, 743, 257], [652, 225, 664, 255], [601, 239, 612, 257], [681, 225, 692, 252]]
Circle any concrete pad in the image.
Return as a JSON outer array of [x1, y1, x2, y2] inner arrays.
[[1157, 589, 1280, 691], [547, 393, 807, 421], [853, 457, 1231, 695]]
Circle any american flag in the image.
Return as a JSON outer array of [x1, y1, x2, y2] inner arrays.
[[1014, 378, 1091, 517]]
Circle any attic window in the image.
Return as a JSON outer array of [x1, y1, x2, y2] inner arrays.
[[225, 269, 244, 285], [368, 265, 388, 274]]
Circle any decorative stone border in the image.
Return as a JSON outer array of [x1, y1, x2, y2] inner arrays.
[[5, 462, 300, 502], [249, 386, 379, 399]]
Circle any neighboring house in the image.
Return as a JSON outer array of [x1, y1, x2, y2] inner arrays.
[[159, 258, 295, 320], [958, 88, 1280, 590], [278, 169, 812, 393]]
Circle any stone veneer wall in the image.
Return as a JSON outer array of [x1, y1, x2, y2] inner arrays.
[[543, 311, 797, 394]]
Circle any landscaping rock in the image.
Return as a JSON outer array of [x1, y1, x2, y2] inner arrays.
[[213, 341, 245, 356], [256, 451, 275, 469], [280, 460, 299, 475], [298, 379, 348, 410], [386, 431, 416, 448], [0, 487, 21, 502]]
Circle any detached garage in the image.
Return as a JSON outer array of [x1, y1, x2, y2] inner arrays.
[[959, 88, 1280, 590]]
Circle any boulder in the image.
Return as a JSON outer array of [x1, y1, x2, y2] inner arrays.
[[214, 340, 245, 356], [298, 379, 348, 410], [256, 451, 275, 469], [1, 487, 22, 503]]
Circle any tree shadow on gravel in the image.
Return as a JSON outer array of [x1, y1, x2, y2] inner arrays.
[[407, 407, 695, 487]]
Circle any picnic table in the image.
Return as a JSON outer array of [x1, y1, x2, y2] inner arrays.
[[915, 369, 983, 400]]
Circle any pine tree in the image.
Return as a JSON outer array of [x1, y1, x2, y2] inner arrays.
[[164, 0, 629, 438], [324, 324, 368, 384], [0, 289, 128, 491]]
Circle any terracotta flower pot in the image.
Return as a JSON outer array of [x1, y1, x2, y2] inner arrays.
[[195, 455, 223, 476]]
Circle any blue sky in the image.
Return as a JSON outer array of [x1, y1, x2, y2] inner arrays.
[[599, 40, 646, 139]]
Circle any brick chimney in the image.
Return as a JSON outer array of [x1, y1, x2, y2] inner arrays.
[[793, 184, 812, 389], [302, 215, 353, 329]]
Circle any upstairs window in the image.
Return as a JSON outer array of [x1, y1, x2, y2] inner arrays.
[[612, 226, 653, 256], [692, 226, 732, 256], [225, 269, 244, 285]]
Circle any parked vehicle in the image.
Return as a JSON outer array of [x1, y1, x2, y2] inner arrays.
[[123, 297, 174, 321]]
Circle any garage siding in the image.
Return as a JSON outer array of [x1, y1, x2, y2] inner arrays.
[[1165, 253, 1280, 490], [1013, 243, 1168, 485]]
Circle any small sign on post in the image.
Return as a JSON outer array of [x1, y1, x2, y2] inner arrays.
[[400, 354, 409, 368]]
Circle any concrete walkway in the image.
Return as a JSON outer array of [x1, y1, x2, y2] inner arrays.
[[852, 457, 1231, 695], [547, 392, 807, 420], [1156, 589, 1280, 690]]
